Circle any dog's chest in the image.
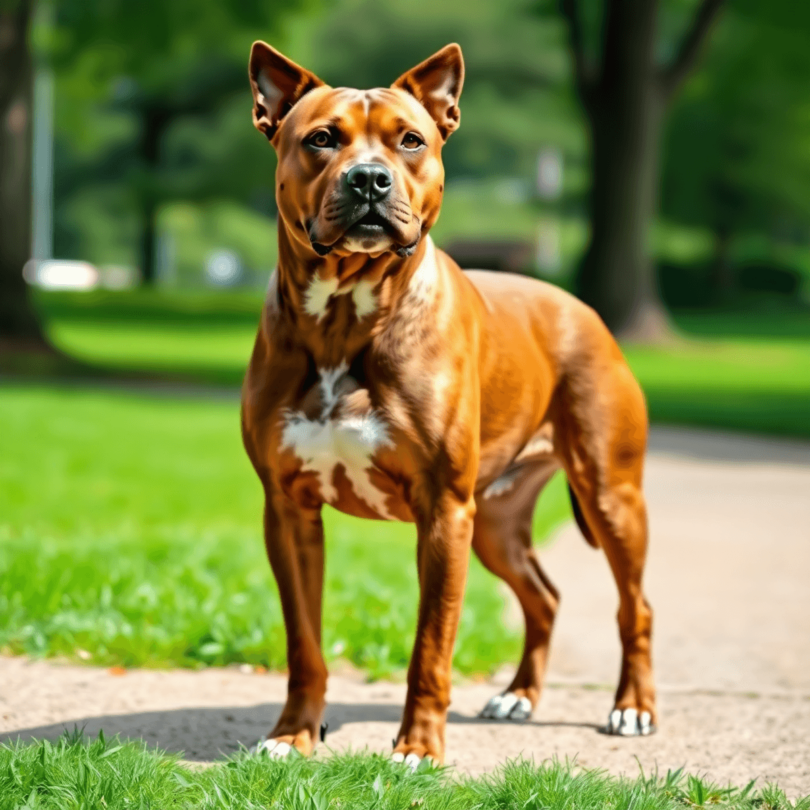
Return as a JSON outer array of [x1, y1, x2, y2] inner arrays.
[[280, 363, 396, 518]]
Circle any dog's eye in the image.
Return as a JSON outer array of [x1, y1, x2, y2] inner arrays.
[[306, 130, 335, 149], [401, 132, 425, 150]]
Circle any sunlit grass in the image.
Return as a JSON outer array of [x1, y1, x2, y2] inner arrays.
[[40, 288, 260, 386], [2, 732, 806, 810], [0, 385, 570, 675], [625, 337, 810, 438], [49, 321, 256, 379]]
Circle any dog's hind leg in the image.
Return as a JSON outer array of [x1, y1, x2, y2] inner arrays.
[[474, 461, 561, 721], [556, 359, 657, 736]]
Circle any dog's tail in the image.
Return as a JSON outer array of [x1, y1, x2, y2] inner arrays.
[[567, 483, 599, 548]]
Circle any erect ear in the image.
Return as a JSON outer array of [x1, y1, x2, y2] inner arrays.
[[392, 44, 464, 140], [249, 41, 325, 142]]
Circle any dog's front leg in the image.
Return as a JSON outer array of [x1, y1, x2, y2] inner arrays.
[[394, 492, 475, 765], [257, 490, 327, 758]]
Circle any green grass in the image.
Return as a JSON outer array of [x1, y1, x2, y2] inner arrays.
[[39, 288, 261, 386], [625, 339, 810, 438], [3, 732, 807, 810], [0, 385, 571, 675], [33, 289, 810, 438], [624, 307, 810, 438], [5, 292, 808, 673]]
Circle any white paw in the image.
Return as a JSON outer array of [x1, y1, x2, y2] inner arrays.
[[392, 752, 423, 771], [605, 708, 654, 736], [250, 738, 293, 758], [480, 692, 533, 721]]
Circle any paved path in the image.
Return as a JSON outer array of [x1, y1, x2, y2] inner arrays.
[[2, 427, 809, 795], [543, 426, 810, 695]]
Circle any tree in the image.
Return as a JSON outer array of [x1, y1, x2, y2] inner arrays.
[[51, 0, 577, 284], [53, 0, 302, 284], [661, 3, 810, 300], [0, 0, 49, 350], [557, 0, 725, 338]]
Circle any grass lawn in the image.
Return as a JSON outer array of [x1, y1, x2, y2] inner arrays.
[[2, 289, 806, 673], [0, 384, 570, 676], [624, 338, 810, 438], [34, 289, 810, 438], [38, 288, 261, 387], [3, 732, 806, 810], [625, 304, 810, 438]]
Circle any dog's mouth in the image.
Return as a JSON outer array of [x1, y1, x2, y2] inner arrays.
[[309, 203, 420, 257], [345, 209, 390, 237]]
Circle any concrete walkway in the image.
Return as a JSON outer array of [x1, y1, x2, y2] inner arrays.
[[543, 425, 810, 695], [2, 427, 809, 795]]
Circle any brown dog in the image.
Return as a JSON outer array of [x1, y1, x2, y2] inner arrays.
[[241, 41, 656, 766]]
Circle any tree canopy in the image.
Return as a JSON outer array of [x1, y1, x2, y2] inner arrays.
[[33, 0, 810, 307]]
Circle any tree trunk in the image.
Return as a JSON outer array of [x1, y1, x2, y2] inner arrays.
[[0, 0, 49, 350], [575, 0, 672, 341], [139, 196, 158, 285], [137, 106, 168, 285], [709, 226, 734, 302]]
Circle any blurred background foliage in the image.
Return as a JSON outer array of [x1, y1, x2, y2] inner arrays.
[[0, 0, 806, 428], [48, 0, 577, 283], [23, 0, 805, 321], [659, 2, 810, 306], [14, 0, 796, 326], [0, 0, 805, 433]]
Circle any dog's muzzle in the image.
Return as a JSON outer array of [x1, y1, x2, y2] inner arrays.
[[309, 163, 419, 257]]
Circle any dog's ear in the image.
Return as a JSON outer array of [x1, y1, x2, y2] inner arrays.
[[249, 42, 325, 142], [392, 44, 464, 140]]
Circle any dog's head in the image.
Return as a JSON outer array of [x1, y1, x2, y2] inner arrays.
[[249, 42, 464, 258]]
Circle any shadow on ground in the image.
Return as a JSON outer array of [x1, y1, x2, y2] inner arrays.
[[0, 703, 599, 761]]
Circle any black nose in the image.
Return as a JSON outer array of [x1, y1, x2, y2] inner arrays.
[[345, 163, 393, 202]]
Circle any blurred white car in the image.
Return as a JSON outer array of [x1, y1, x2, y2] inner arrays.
[[23, 259, 99, 290], [23, 260, 138, 290]]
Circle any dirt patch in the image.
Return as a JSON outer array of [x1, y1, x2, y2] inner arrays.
[[2, 427, 809, 795]]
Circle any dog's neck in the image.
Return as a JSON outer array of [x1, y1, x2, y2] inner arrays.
[[271, 218, 438, 366]]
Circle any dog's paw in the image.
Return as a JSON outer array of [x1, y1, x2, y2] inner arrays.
[[480, 691, 533, 721], [392, 751, 424, 772], [250, 738, 295, 758], [604, 708, 655, 736]]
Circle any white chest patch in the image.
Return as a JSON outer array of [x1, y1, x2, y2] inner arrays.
[[351, 278, 378, 318], [304, 274, 378, 321], [304, 276, 344, 319], [281, 364, 395, 518]]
